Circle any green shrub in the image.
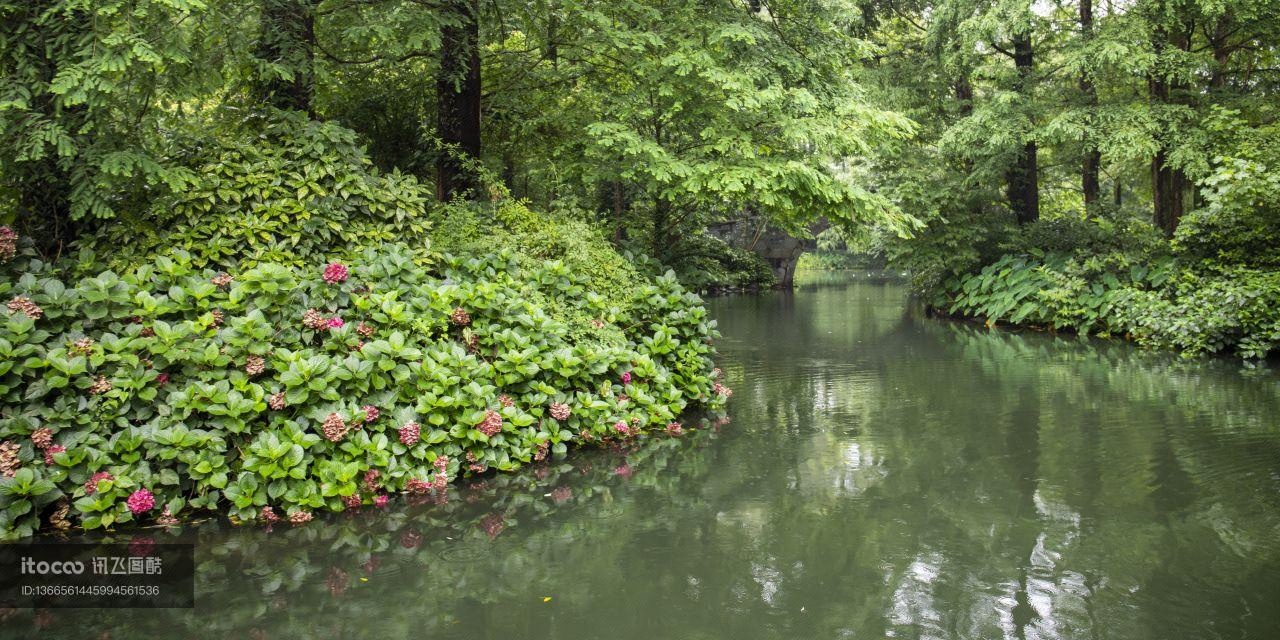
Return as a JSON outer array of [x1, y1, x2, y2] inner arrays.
[[1017, 214, 1164, 258], [796, 251, 882, 271], [943, 251, 1280, 359], [663, 232, 776, 290], [0, 239, 727, 539], [1110, 266, 1280, 359], [1174, 155, 1280, 269], [884, 205, 1015, 294], [77, 111, 434, 272], [431, 199, 644, 313]]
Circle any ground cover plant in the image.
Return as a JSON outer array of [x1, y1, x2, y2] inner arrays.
[[0, 226, 729, 539]]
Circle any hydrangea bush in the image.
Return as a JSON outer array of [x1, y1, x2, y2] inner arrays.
[[0, 237, 728, 539]]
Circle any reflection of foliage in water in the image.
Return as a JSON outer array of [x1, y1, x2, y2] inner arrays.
[[0, 415, 727, 639], [705, 281, 1280, 640], [904, 321, 1280, 638]]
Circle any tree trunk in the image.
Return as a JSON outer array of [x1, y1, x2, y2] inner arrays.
[[256, 0, 316, 115], [612, 181, 627, 244], [955, 72, 973, 116], [1080, 0, 1100, 207], [436, 0, 482, 201], [1209, 14, 1232, 90], [547, 2, 559, 67], [1082, 150, 1101, 207], [1006, 33, 1039, 224], [1151, 148, 1185, 236], [652, 198, 671, 260], [1149, 27, 1188, 236]]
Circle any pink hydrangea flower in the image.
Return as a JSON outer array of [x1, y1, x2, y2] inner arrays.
[[620, 371, 632, 385], [362, 405, 379, 423], [302, 308, 327, 330], [613, 421, 630, 435], [549, 402, 571, 421], [126, 489, 155, 514], [322, 262, 349, 284], [399, 421, 420, 446], [373, 494, 389, 508], [43, 445, 66, 465], [31, 427, 53, 449], [268, 392, 287, 410], [478, 410, 502, 437], [321, 413, 347, 441], [666, 421, 684, 436], [327, 316, 345, 329], [84, 471, 113, 495], [433, 455, 450, 471], [0, 226, 17, 262]]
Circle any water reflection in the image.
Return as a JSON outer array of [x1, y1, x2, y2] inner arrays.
[[4, 278, 1280, 639]]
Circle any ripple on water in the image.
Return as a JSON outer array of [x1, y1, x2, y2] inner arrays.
[[436, 541, 494, 564], [581, 504, 628, 520]]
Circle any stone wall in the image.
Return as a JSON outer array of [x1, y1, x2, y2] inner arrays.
[[708, 217, 827, 288]]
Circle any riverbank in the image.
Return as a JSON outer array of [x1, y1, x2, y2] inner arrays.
[[934, 250, 1280, 360], [0, 203, 731, 540]]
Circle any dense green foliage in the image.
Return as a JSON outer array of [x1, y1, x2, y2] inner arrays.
[[0, 0, 208, 245], [1, 0, 921, 272], [932, 124, 1280, 359], [0, 234, 727, 539], [80, 111, 435, 271], [836, 0, 1280, 358], [1, 0, 1278, 542], [944, 252, 1280, 359]]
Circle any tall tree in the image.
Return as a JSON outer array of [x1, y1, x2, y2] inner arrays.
[[1079, 0, 1101, 206], [255, 0, 318, 114], [1148, 16, 1189, 236], [436, 0, 482, 200], [0, 0, 202, 255], [1004, 29, 1039, 224]]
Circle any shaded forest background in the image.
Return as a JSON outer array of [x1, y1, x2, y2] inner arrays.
[[2, 0, 1279, 353]]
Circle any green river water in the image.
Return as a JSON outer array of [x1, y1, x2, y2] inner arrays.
[[4, 274, 1279, 639]]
